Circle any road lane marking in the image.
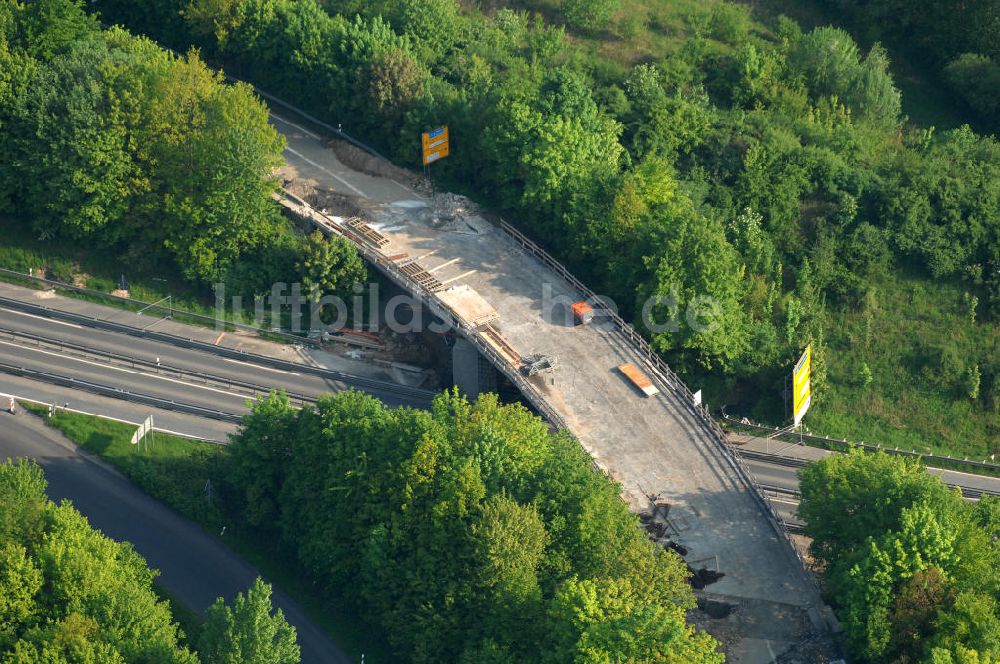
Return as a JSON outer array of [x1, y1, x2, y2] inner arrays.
[[222, 357, 300, 376], [0, 308, 82, 329], [438, 269, 477, 286], [283, 146, 366, 197], [0, 340, 259, 402], [426, 258, 460, 274], [0, 392, 227, 443], [270, 113, 322, 140]]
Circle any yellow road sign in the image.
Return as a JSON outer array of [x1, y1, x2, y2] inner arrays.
[[792, 345, 811, 426], [422, 126, 449, 165]]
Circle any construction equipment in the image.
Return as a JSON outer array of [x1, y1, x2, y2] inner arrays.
[[571, 301, 594, 325], [521, 354, 559, 376], [618, 363, 659, 397]]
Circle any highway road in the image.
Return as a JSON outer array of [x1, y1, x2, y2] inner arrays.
[[740, 451, 1000, 530], [0, 300, 435, 415], [0, 371, 235, 441], [0, 339, 254, 415], [0, 409, 350, 663]]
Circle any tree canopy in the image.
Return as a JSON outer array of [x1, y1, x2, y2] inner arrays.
[[81, 0, 1000, 454], [226, 390, 722, 663], [0, 457, 302, 663], [799, 452, 1000, 662]]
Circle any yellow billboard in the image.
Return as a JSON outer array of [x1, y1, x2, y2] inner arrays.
[[792, 345, 811, 426], [421, 126, 449, 165]]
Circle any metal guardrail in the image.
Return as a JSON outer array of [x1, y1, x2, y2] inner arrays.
[[0, 327, 318, 408], [723, 413, 1000, 474], [277, 194, 570, 430], [493, 219, 819, 590], [279, 193, 816, 593], [0, 296, 436, 406], [0, 361, 243, 423], [0, 267, 384, 351]]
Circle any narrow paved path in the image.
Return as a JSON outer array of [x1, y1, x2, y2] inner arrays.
[[0, 409, 351, 664]]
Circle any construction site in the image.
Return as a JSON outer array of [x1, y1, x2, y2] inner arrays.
[[272, 112, 840, 662]]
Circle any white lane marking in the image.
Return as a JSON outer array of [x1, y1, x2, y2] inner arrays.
[[284, 146, 366, 197], [0, 308, 82, 329], [270, 113, 321, 140], [0, 340, 254, 402], [1, 392, 227, 443], [222, 357, 300, 376], [389, 178, 421, 198], [766, 640, 777, 662]]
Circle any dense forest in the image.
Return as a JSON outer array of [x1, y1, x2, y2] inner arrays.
[[816, 0, 1000, 127], [222, 390, 721, 662], [0, 458, 299, 663], [799, 452, 1000, 663], [77, 0, 1000, 455], [0, 0, 366, 301]]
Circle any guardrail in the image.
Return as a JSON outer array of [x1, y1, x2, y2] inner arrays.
[[494, 219, 818, 591], [0, 296, 435, 406], [279, 193, 816, 593], [276, 194, 569, 430], [0, 361, 243, 423], [0, 267, 384, 351], [723, 413, 1000, 474], [0, 327, 318, 408]]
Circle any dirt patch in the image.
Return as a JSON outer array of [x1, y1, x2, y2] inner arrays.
[[690, 594, 842, 663], [326, 139, 429, 195], [284, 183, 369, 220]]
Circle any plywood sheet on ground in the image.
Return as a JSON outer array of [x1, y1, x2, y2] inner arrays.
[[437, 284, 498, 327]]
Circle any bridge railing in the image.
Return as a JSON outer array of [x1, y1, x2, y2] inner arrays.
[[723, 413, 1000, 474], [494, 219, 819, 590], [277, 195, 571, 432]]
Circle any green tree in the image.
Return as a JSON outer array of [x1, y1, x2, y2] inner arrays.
[[0, 460, 196, 663], [0, 544, 42, 650], [798, 451, 960, 565], [944, 53, 1000, 120], [200, 577, 300, 664], [561, 0, 620, 31], [296, 231, 368, 303]]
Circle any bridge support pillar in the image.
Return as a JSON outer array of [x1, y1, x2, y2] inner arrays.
[[451, 337, 497, 401]]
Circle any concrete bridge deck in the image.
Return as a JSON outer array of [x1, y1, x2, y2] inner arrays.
[[270, 114, 819, 618]]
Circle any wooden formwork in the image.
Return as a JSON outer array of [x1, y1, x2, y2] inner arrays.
[[345, 217, 390, 249], [479, 323, 522, 368], [400, 262, 443, 292]]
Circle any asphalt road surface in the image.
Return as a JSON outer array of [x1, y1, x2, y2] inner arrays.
[[0, 303, 433, 410], [0, 409, 351, 664]]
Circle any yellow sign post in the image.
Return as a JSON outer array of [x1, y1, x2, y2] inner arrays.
[[421, 126, 449, 165], [792, 345, 811, 426]]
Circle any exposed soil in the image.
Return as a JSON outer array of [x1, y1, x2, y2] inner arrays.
[[325, 138, 430, 194]]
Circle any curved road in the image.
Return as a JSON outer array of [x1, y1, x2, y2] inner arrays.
[[0, 409, 350, 664]]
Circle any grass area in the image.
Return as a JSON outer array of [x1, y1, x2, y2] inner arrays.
[[20, 404, 391, 663], [515, 0, 754, 73], [0, 216, 220, 316], [810, 273, 999, 460], [517, 0, 973, 130], [747, 0, 972, 130]]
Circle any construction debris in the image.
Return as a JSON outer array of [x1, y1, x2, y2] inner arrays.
[[521, 353, 559, 376]]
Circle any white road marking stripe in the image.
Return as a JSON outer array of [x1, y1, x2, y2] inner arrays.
[[284, 146, 366, 197], [0, 341, 254, 401], [270, 113, 322, 140], [0, 308, 82, 329], [222, 357, 300, 376]]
